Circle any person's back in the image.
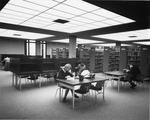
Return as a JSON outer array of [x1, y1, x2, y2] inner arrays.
[[130, 65, 141, 81], [5, 57, 10, 63]]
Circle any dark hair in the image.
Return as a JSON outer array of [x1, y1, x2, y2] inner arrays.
[[76, 60, 82, 65]]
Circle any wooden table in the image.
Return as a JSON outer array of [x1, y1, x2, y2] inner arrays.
[[56, 76, 108, 109]]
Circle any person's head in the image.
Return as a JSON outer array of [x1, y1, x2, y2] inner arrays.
[[127, 64, 133, 70], [76, 60, 82, 65], [64, 63, 72, 72]]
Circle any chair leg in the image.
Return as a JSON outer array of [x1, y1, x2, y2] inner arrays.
[[55, 88, 63, 98]]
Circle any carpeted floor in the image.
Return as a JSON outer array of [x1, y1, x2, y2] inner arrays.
[[0, 70, 149, 120]]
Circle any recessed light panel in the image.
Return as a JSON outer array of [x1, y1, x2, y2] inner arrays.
[[0, 28, 54, 39], [134, 41, 150, 45], [93, 29, 150, 41], [0, 0, 135, 34], [51, 38, 103, 44]]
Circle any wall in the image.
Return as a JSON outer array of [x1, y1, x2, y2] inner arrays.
[[0, 37, 25, 54]]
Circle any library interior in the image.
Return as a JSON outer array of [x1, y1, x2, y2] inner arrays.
[[0, 0, 149, 120]]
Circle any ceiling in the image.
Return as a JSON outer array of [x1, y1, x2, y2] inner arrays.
[[0, 0, 149, 46]]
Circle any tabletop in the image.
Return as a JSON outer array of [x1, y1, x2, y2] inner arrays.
[[56, 76, 108, 86]]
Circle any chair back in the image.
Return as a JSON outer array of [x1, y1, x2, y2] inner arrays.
[[95, 81, 104, 89], [136, 74, 143, 82], [79, 83, 91, 93]]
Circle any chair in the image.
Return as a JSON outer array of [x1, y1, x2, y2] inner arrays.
[[90, 81, 105, 104], [27, 74, 40, 87], [41, 73, 53, 85], [134, 73, 144, 88], [75, 83, 91, 101]]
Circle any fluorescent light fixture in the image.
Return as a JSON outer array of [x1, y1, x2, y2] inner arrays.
[[21, 22, 46, 28], [54, 4, 86, 15], [93, 8, 120, 18], [93, 29, 150, 41], [51, 38, 103, 44], [32, 16, 54, 23], [0, 29, 54, 39], [39, 13, 59, 20], [53, 0, 66, 2], [27, 19, 50, 25], [4, 3, 40, 15], [64, 0, 99, 12], [134, 41, 150, 45], [24, 0, 58, 8], [69, 20, 85, 25], [0, 17, 22, 24], [0, 12, 28, 21], [82, 13, 106, 21], [46, 9, 74, 19], [102, 19, 122, 25], [1, 9, 33, 18], [92, 43, 132, 46], [9, 0, 48, 12], [72, 17, 94, 23], [113, 16, 135, 23], [91, 22, 111, 27]]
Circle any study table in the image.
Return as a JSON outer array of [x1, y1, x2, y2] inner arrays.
[[56, 76, 108, 109], [104, 71, 126, 91]]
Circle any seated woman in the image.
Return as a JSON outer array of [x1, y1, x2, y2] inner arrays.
[[57, 63, 79, 102]]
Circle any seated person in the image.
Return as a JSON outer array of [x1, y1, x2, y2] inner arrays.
[[75, 60, 86, 76], [57, 63, 79, 102], [80, 69, 95, 79], [75, 69, 95, 95], [123, 65, 141, 88]]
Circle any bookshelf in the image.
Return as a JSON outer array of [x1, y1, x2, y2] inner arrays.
[[51, 48, 69, 58], [89, 47, 103, 73], [103, 47, 110, 72], [108, 47, 120, 71], [119, 46, 127, 70], [139, 46, 149, 77], [127, 46, 141, 66]]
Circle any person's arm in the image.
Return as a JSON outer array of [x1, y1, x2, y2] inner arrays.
[[66, 71, 74, 77]]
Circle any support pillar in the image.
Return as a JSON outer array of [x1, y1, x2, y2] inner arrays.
[[36, 41, 41, 56], [69, 35, 76, 58]]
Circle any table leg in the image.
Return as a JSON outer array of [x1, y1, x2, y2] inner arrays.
[[15, 75, 18, 87], [59, 87, 62, 102], [103, 84, 105, 100], [19, 76, 21, 90], [12, 73, 14, 86], [118, 78, 120, 92], [72, 89, 75, 109]]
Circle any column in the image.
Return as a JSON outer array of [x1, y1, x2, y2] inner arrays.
[[36, 41, 41, 56], [69, 35, 76, 58], [116, 42, 121, 51]]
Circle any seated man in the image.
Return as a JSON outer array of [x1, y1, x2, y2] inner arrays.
[[75, 60, 86, 76], [57, 63, 79, 102], [123, 65, 141, 88]]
